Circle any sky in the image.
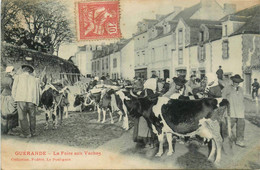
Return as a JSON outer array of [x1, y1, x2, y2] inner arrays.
[[59, 0, 260, 60]]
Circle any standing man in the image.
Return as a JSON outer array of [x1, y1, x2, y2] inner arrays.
[[222, 74, 245, 147], [216, 65, 224, 80], [252, 78, 259, 100], [12, 64, 40, 138]]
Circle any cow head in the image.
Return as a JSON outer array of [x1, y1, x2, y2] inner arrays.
[[74, 94, 85, 107]]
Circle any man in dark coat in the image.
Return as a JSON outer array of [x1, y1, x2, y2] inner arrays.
[[252, 78, 259, 100], [216, 66, 224, 80]]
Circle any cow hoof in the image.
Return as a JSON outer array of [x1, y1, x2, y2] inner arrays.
[[167, 151, 173, 156], [111, 121, 114, 124], [208, 156, 214, 162], [101, 121, 105, 123], [155, 152, 163, 157], [97, 120, 101, 122]]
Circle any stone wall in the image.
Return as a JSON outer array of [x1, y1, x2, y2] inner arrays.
[[1, 43, 80, 83]]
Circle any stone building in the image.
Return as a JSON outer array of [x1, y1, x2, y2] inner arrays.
[[133, 0, 236, 79]]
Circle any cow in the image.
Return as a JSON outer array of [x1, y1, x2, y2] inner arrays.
[[40, 83, 70, 130], [104, 88, 131, 130], [124, 89, 229, 164]]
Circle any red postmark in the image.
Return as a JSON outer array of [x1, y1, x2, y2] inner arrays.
[[77, 1, 121, 40]]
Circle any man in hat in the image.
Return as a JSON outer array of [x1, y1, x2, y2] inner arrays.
[[252, 78, 259, 100], [1, 66, 19, 135], [216, 65, 224, 80], [186, 75, 200, 91], [12, 64, 40, 138], [222, 74, 245, 147], [163, 76, 188, 98]]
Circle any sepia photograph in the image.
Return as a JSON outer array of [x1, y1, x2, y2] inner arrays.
[[1, 0, 260, 169]]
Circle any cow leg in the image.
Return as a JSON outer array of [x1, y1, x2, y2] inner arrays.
[[118, 111, 122, 122], [101, 108, 106, 123], [125, 114, 129, 130], [208, 139, 216, 162], [155, 133, 164, 157], [109, 109, 114, 124], [97, 107, 101, 122], [166, 133, 174, 156], [122, 105, 129, 130], [65, 106, 69, 119], [53, 106, 58, 130], [44, 110, 50, 130], [60, 107, 64, 125]]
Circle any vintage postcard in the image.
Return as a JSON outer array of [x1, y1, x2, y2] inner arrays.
[[1, 0, 260, 169]]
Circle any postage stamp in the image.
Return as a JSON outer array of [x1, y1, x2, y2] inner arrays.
[[76, 0, 121, 41]]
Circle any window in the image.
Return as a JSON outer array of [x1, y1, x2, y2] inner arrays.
[[178, 48, 183, 64], [199, 31, 204, 42], [200, 70, 205, 79], [113, 58, 117, 68], [222, 40, 229, 59], [178, 29, 183, 45], [97, 61, 100, 70], [164, 45, 168, 58], [198, 45, 206, 62], [176, 69, 186, 77], [152, 48, 155, 61], [224, 25, 228, 36], [106, 58, 108, 69]]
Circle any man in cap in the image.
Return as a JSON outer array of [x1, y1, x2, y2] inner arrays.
[[222, 74, 245, 147], [163, 76, 188, 98], [252, 78, 259, 100], [216, 65, 224, 80], [1, 66, 19, 135], [12, 64, 40, 138]]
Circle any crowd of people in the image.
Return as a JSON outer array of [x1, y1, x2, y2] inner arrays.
[[1, 64, 258, 148]]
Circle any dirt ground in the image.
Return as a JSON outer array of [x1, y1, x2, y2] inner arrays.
[[1, 98, 260, 169]]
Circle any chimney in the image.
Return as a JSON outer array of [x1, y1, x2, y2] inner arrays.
[[224, 3, 236, 15]]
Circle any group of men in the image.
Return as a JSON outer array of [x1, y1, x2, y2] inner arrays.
[[1, 64, 40, 138], [131, 67, 249, 148]]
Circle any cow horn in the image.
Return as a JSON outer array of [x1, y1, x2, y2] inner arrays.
[[130, 89, 138, 98]]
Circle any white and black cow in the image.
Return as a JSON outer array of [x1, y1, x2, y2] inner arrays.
[[104, 88, 131, 130], [40, 83, 70, 129], [124, 89, 229, 163], [73, 88, 124, 126]]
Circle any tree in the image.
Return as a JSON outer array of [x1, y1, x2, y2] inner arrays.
[[1, 0, 74, 55]]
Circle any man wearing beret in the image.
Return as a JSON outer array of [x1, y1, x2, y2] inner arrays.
[[222, 74, 245, 147], [12, 64, 40, 138]]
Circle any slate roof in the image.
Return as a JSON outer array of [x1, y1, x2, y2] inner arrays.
[[230, 5, 260, 36], [148, 3, 201, 42], [184, 19, 222, 46], [92, 38, 133, 59], [172, 3, 201, 21]]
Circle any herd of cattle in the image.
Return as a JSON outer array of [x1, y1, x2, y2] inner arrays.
[[39, 82, 230, 164]]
